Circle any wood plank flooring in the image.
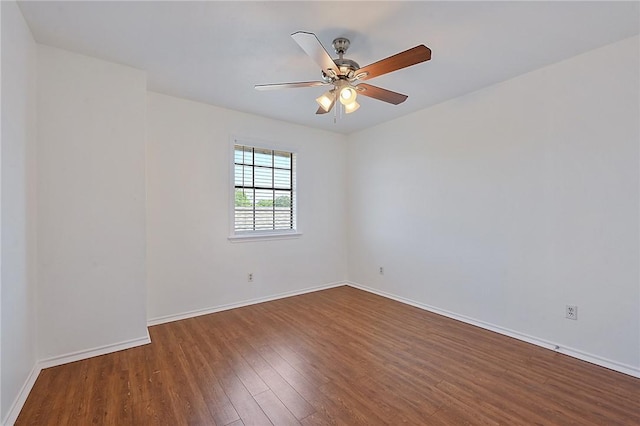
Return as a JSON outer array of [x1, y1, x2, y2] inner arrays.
[[16, 286, 640, 425]]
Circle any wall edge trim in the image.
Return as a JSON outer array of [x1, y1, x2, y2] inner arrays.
[[346, 281, 640, 378], [147, 281, 347, 326], [2, 364, 41, 426], [38, 332, 151, 370]]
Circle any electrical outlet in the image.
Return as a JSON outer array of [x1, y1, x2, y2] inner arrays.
[[566, 305, 578, 320], [248, 273, 253, 282], [379, 266, 384, 275]]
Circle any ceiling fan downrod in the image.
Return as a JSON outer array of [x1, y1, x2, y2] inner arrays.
[[331, 37, 360, 79]]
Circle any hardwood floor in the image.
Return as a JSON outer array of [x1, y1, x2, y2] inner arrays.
[[17, 286, 640, 425]]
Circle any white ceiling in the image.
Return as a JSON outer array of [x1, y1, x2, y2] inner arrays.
[[17, 1, 640, 134]]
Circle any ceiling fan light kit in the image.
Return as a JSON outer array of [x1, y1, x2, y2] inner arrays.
[[255, 31, 432, 117]]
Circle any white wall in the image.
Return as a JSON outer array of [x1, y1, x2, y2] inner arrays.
[[36, 46, 148, 360], [347, 36, 640, 372], [1, 0, 37, 421], [146, 92, 348, 321]]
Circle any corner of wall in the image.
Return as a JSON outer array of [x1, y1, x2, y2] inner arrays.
[[1, 0, 39, 423]]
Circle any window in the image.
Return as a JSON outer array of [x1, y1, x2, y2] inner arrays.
[[232, 143, 297, 238]]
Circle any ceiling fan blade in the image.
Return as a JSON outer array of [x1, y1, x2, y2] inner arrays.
[[255, 81, 328, 91], [355, 45, 431, 81], [356, 83, 408, 105], [291, 31, 339, 77]]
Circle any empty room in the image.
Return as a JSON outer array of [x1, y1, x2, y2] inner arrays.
[[2, 1, 639, 425]]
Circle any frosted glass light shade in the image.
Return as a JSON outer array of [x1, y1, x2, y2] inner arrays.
[[344, 101, 360, 114], [339, 86, 357, 105], [316, 90, 335, 112]]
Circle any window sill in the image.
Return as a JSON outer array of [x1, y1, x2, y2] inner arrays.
[[228, 231, 302, 243]]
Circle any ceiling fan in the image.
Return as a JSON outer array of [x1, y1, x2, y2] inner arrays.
[[255, 31, 432, 115]]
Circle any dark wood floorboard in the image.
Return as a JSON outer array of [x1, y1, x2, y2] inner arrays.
[[16, 286, 640, 425]]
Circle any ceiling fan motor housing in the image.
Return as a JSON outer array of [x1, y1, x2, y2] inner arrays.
[[321, 58, 360, 82]]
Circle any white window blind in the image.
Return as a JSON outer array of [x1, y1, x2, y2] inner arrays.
[[234, 144, 296, 233]]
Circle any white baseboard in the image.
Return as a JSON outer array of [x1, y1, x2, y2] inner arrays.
[[6, 280, 635, 426], [2, 364, 41, 426], [37, 331, 151, 370], [147, 281, 347, 326], [347, 281, 640, 379], [2, 332, 151, 426]]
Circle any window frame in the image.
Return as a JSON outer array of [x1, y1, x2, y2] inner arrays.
[[228, 137, 301, 242]]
